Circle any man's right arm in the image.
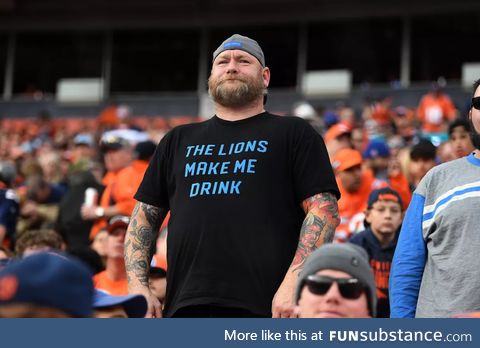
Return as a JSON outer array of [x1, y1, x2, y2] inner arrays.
[[389, 193, 427, 318], [125, 201, 168, 318]]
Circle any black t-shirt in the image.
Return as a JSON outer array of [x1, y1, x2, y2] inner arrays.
[[135, 112, 339, 317]]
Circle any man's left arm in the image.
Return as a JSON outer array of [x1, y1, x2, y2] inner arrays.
[[271, 192, 339, 318]]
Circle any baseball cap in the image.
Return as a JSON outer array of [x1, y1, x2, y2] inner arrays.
[[331, 148, 363, 173], [93, 290, 147, 318], [99, 135, 130, 152], [296, 244, 376, 317], [0, 252, 94, 317], [213, 34, 265, 67], [363, 140, 390, 159], [107, 215, 130, 233], [74, 133, 94, 147], [324, 123, 351, 145], [323, 112, 339, 128], [367, 187, 403, 209]]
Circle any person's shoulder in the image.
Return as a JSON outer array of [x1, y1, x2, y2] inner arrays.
[[349, 229, 370, 244], [426, 157, 465, 177], [416, 157, 466, 193]]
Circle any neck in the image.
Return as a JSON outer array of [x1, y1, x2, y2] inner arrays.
[[106, 257, 126, 281], [214, 98, 265, 121], [372, 230, 395, 247], [474, 150, 480, 160]]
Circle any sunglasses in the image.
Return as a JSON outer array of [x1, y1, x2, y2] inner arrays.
[[472, 97, 480, 110], [305, 275, 365, 300]]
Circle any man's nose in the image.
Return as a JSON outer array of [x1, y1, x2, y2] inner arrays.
[[225, 60, 239, 73], [324, 282, 342, 302]]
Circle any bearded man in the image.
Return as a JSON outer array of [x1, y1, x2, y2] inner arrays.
[[124, 34, 340, 318]]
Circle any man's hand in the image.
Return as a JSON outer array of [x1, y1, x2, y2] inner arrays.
[[80, 204, 98, 220], [272, 275, 297, 318], [21, 200, 39, 218], [129, 284, 163, 318]]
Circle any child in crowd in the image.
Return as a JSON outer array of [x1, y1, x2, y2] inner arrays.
[[448, 118, 475, 159], [349, 187, 404, 318]]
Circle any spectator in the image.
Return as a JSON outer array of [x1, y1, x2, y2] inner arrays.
[[90, 228, 108, 263], [436, 141, 455, 163], [0, 161, 20, 249], [93, 215, 129, 295], [390, 79, 480, 318], [81, 135, 134, 239], [349, 188, 403, 318], [407, 139, 437, 191], [15, 229, 64, 257], [351, 127, 367, 153], [57, 170, 104, 249], [295, 243, 376, 318], [0, 252, 93, 317], [93, 290, 147, 318], [417, 83, 457, 134], [71, 133, 96, 164], [324, 123, 352, 158], [17, 175, 63, 235], [448, 118, 475, 159], [332, 149, 371, 242], [363, 140, 411, 209]]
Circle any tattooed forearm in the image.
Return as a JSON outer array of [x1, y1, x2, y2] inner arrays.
[[124, 202, 168, 288], [292, 192, 339, 272]]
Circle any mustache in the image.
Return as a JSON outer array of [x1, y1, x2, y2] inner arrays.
[[218, 77, 247, 83]]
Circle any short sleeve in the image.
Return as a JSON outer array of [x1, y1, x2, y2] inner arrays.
[[292, 121, 340, 203], [134, 133, 172, 209]]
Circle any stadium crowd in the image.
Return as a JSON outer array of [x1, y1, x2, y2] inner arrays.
[[1, 37, 480, 318]]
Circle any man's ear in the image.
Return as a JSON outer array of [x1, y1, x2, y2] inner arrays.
[[262, 67, 270, 88], [364, 209, 372, 225]]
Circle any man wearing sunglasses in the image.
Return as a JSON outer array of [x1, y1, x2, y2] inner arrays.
[[390, 79, 480, 318], [295, 244, 376, 318]]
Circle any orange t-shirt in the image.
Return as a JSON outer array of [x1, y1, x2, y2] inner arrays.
[[335, 171, 373, 243], [93, 271, 128, 296], [90, 160, 149, 239], [417, 93, 456, 133], [98, 106, 120, 128]]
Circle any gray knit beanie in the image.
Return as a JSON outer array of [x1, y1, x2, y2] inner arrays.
[[295, 243, 377, 317], [212, 34, 265, 67]]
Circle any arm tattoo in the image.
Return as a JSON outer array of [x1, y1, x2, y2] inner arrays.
[[292, 192, 340, 272], [124, 202, 168, 287]]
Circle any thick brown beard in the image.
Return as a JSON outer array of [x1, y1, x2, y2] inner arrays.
[[208, 73, 265, 108]]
